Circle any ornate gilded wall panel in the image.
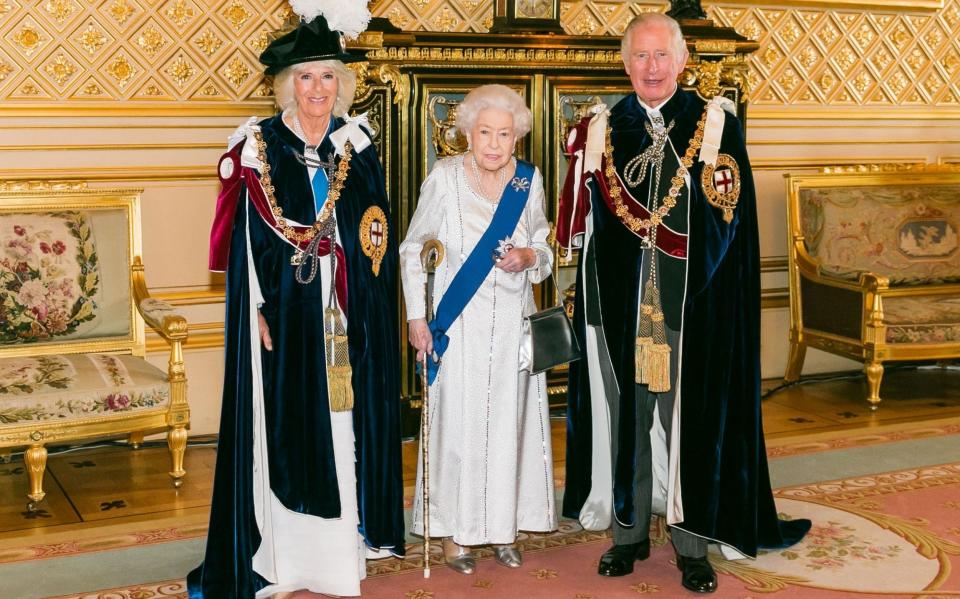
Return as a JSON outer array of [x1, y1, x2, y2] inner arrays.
[[0, 0, 291, 104], [2, 0, 958, 108], [367, 0, 960, 108]]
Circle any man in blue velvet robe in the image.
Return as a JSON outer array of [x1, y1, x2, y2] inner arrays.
[[558, 13, 810, 594]]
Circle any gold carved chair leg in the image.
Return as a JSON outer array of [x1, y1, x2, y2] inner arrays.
[[865, 360, 884, 410], [128, 431, 146, 449], [165, 336, 189, 489], [784, 337, 806, 382], [167, 424, 187, 489], [24, 444, 48, 510]]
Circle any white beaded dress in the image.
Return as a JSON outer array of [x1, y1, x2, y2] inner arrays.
[[400, 155, 558, 546]]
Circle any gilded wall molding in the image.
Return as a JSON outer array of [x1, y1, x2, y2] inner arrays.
[[716, 0, 943, 10], [750, 157, 927, 170]]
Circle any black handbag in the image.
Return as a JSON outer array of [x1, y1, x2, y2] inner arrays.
[[526, 276, 581, 374]]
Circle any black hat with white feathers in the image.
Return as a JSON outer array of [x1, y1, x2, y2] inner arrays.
[[259, 0, 371, 74]]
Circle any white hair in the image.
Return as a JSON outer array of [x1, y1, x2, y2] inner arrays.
[[272, 59, 357, 118], [455, 84, 532, 137], [620, 13, 687, 65]]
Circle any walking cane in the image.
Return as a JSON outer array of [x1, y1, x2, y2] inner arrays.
[[419, 239, 444, 579]]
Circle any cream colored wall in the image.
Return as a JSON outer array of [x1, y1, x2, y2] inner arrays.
[[2, 0, 960, 433]]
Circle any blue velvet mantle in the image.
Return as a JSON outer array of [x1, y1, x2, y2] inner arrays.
[[188, 115, 405, 598], [563, 90, 810, 557]]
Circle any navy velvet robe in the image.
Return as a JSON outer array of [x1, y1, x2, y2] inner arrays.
[[188, 115, 405, 598], [563, 90, 810, 557]]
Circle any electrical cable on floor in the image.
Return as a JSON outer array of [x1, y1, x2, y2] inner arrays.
[[761, 364, 921, 400], [0, 436, 219, 465]]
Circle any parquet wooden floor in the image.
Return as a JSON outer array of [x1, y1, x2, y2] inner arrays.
[[0, 366, 957, 542]]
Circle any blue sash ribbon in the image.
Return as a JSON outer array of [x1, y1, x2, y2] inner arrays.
[[425, 159, 535, 385]]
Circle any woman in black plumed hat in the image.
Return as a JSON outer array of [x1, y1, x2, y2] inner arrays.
[[190, 2, 405, 597]]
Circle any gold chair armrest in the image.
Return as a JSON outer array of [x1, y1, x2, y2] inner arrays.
[[131, 256, 188, 341], [859, 271, 890, 293]]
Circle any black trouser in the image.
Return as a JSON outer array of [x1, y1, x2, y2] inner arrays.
[[606, 324, 707, 558]]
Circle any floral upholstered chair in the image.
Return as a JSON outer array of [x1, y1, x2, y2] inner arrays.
[[0, 186, 190, 509], [785, 165, 960, 408]]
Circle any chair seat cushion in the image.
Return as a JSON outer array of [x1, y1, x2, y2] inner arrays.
[[883, 296, 960, 344], [0, 354, 169, 424]]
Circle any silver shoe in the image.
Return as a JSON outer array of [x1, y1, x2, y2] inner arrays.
[[493, 545, 523, 568], [443, 541, 476, 575]]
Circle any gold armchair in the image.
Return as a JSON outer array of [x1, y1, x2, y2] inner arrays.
[[0, 186, 190, 508], [784, 166, 960, 408]]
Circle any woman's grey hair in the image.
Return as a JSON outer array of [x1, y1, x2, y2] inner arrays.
[[620, 13, 687, 65], [456, 84, 532, 137], [273, 60, 357, 118]]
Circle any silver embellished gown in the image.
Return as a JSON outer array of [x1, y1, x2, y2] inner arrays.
[[400, 155, 558, 545]]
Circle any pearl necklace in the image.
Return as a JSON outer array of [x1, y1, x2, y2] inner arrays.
[[290, 112, 330, 151], [469, 153, 509, 203]]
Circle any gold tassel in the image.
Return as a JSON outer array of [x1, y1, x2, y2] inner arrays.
[[635, 292, 655, 385], [645, 308, 671, 393], [645, 342, 671, 393], [635, 335, 652, 384], [324, 307, 354, 412]]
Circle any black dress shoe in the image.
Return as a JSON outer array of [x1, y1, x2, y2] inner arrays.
[[597, 539, 651, 577], [675, 554, 717, 593]]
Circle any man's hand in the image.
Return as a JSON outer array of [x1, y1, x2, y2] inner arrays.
[[495, 247, 536, 273], [257, 311, 273, 351], [408, 318, 433, 362]]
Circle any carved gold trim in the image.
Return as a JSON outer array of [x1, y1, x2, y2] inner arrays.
[[378, 63, 408, 106], [716, 0, 943, 9], [0, 179, 87, 191], [750, 107, 960, 120], [751, 157, 927, 171], [365, 46, 625, 67], [819, 162, 960, 174]]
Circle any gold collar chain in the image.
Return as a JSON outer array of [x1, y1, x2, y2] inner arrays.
[[603, 107, 708, 233], [253, 129, 354, 244]]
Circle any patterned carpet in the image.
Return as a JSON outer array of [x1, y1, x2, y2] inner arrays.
[[44, 458, 960, 598]]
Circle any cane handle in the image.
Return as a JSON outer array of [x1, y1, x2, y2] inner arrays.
[[420, 239, 444, 273]]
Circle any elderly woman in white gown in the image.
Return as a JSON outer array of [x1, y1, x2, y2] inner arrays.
[[400, 84, 558, 575]]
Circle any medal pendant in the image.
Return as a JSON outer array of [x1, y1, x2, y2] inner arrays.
[[290, 248, 305, 266], [640, 236, 653, 250]]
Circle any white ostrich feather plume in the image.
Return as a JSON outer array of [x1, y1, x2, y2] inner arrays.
[[288, 0, 372, 39]]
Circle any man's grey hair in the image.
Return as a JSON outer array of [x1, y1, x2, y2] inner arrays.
[[273, 60, 357, 118], [620, 12, 687, 65], [456, 84, 533, 137]]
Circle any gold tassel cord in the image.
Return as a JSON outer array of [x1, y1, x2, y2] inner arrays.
[[635, 300, 654, 384], [325, 306, 354, 412], [645, 323, 672, 393], [635, 251, 672, 392], [644, 286, 671, 393]]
